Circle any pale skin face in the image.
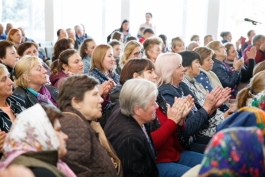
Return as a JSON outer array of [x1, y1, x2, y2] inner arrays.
[[172, 63, 186, 86], [102, 48, 115, 72], [22, 45, 38, 57], [146, 44, 162, 62], [72, 87, 104, 120], [133, 95, 158, 126], [224, 33, 232, 42], [112, 44, 122, 59], [172, 41, 185, 53], [84, 41, 96, 57], [27, 61, 48, 91], [0, 69, 13, 99], [0, 46, 19, 68], [226, 45, 238, 61], [53, 119, 68, 159], [201, 55, 214, 71], [63, 53, 84, 74], [134, 69, 158, 83], [145, 14, 152, 23], [128, 46, 142, 60], [58, 29, 68, 40], [214, 44, 227, 60], [10, 30, 22, 45]]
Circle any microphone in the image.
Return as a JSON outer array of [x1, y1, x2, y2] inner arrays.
[[244, 18, 262, 25]]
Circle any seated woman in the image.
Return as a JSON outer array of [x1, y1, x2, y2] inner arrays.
[[17, 42, 51, 74], [0, 41, 19, 79], [79, 38, 96, 74], [104, 79, 159, 177], [119, 40, 142, 68], [143, 36, 163, 63], [198, 127, 265, 177], [108, 40, 122, 74], [13, 56, 58, 108], [155, 53, 226, 152], [0, 103, 75, 177], [224, 43, 256, 90], [207, 41, 243, 98], [193, 47, 230, 112], [50, 49, 84, 88], [236, 70, 265, 109], [171, 37, 185, 53], [180, 51, 231, 137], [52, 38, 74, 62], [6, 28, 22, 49], [57, 75, 122, 177], [112, 59, 203, 177], [0, 64, 25, 156]]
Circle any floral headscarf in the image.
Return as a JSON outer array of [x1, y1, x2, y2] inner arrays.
[[0, 104, 76, 177], [199, 127, 265, 177], [249, 90, 265, 111]]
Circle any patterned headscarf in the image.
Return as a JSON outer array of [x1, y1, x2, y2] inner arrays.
[[249, 90, 265, 111], [0, 104, 76, 177], [199, 127, 265, 177]]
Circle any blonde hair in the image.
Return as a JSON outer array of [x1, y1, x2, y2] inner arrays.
[[237, 70, 265, 109], [90, 44, 111, 72], [253, 61, 265, 76], [171, 37, 184, 50], [120, 40, 142, 68], [155, 52, 182, 86], [14, 56, 40, 88], [206, 41, 222, 58], [0, 63, 8, 76]]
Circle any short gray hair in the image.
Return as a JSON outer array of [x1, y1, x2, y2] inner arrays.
[[119, 79, 158, 116], [252, 34, 265, 45]]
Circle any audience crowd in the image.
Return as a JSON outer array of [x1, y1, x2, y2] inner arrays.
[[0, 12, 265, 177]]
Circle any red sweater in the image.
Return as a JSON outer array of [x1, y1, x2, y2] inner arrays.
[[243, 45, 265, 65], [150, 108, 185, 163]]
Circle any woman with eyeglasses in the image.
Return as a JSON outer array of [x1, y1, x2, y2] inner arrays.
[[119, 40, 142, 68], [143, 36, 163, 63], [207, 41, 243, 98]]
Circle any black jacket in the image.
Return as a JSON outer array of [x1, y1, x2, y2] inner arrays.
[[158, 82, 210, 139], [13, 85, 58, 108], [104, 108, 158, 177]]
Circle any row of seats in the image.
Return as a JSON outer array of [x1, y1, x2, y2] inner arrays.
[[37, 41, 54, 59]]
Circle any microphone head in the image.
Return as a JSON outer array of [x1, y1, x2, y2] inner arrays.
[[244, 18, 251, 21]]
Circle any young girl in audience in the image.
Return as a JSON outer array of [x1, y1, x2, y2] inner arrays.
[[109, 40, 122, 74], [79, 38, 96, 73], [0, 41, 19, 80], [13, 56, 58, 108], [143, 36, 163, 63], [50, 49, 84, 88], [58, 75, 122, 177], [119, 40, 142, 68], [0, 104, 75, 177], [236, 70, 265, 109], [6, 28, 22, 49], [52, 38, 74, 61], [171, 37, 185, 53], [224, 43, 256, 90]]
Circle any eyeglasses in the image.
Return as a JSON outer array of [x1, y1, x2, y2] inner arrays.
[[132, 51, 142, 57]]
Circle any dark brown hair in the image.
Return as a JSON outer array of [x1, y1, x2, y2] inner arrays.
[[120, 58, 154, 85], [108, 39, 122, 48], [0, 41, 14, 58], [50, 49, 77, 76], [111, 31, 123, 41], [17, 42, 38, 56], [41, 104, 63, 126], [79, 38, 94, 58], [57, 75, 99, 110], [52, 38, 74, 61]]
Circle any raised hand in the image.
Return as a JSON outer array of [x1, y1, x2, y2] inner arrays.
[[233, 57, 244, 71], [203, 87, 221, 114], [215, 87, 231, 108], [246, 46, 257, 59], [167, 97, 185, 124], [182, 95, 194, 118]]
